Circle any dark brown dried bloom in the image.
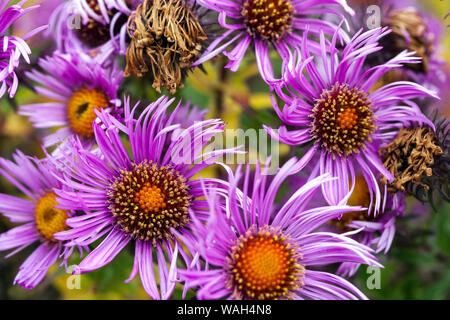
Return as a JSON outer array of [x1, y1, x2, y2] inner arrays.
[[124, 0, 207, 94], [404, 114, 449, 205], [380, 125, 445, 198]]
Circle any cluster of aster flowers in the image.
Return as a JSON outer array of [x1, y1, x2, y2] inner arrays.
[[0, 0, 448, 300]]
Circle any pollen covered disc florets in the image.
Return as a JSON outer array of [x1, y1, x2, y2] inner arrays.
[[311, 83, 376, 157], [242, 0, 295, 42], [67, 88, 109, 138], [35, 193, 69, 242], [226, 226, 305, 300], [107, 161, 191, 243]]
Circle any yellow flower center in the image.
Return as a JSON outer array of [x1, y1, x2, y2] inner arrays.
[[35, 193, 69, 242], [67, 88, 109, 138]]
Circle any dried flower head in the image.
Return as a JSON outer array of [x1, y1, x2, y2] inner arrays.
[[380, 113, 449, 204], [124, 0, 207, 94], [380, 126, 442, 193]]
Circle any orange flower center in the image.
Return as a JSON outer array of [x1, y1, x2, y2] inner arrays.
[[337, 107, 358, 130], [228, 227, 304, 300], [134, 184, 167, 213]]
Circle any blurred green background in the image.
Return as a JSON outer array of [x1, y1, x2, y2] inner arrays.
[[0, 0, 449, 299]]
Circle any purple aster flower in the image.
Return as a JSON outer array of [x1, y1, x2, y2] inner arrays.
[[287, 168, 405, 277], [359, 2, 446, 90], [265, 26, 438, 214], [49, 0, 138, 64], [18, 51, 122, 148], [172, 101, 208, 130], [52, 96, 237, 300], [336, 191, 405, 277], [0, 0, 47, 98], [177, 158, 382, 300], [192, 0, 354, 82], [0, 150, 85, 290]]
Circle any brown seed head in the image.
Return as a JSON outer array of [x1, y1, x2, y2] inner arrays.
[[380, 127, 443, 193], [124, 0, 207, 94]]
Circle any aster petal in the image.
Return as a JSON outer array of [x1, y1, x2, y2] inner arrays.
[[76, 228, 130, 273], [192, 30, 243, 67], [224, 35, 251, 72], [136, 240, 160, 300], [302, 270, 367, 300], [254, 38, 276, 83], [14, 242, 60, 290], [179, 269, 230, 300], [0, 223, 39, 251], [287, 205, 366, 237], [0, 193, 35, 223], [370, 81, 439, 107], [336, 262, 361, 278], [298, 232, 381, 268]]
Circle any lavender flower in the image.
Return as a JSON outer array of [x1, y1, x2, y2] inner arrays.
[[265, 26, 438, 214], [363, 2, 446, 90], [52, 96, 237, 300], [172, 101, 208, 130], [288, 171, 405, 277], [0, 151, 84, 289], [336, 191, 405, 277], [49, 0, 138, 64], [18, 51, 122, 147], [0, 0, 47, 98], [178, 158, 382, 300], [192, 0, 354, 82]]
